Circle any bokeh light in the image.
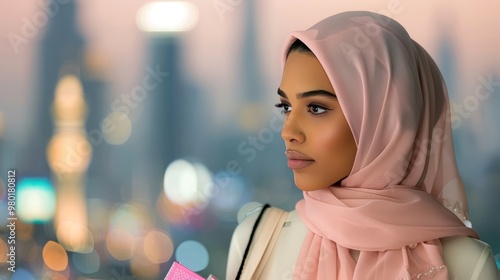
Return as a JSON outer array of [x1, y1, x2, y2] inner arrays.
[[109, 203, 145, 235], [164, 159, 198, 205], [52, 74, 86, 122], [106, 203, 147, 261], [175, 240, 209, 272], [5, 2, 500, 279], [56, 216, 93, 253], [136, 1, 199, 33], [42, 241, 68, 271], [143, 229, 174, 264], [130, 236, 160, 279], [102, 112, 132, 145], [17, 177, 56, 223], [46, 133, 92, 175], [106, 228, 134, 261], [156, 193, 193, 224], [163, 159, 214, 207]]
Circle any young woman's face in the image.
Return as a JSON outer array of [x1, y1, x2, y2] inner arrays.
[[277, 51, 357, 191]]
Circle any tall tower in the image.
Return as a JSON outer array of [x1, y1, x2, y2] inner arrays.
[[46, 74, 92, 252], [20, 0, 109, 201], [133, 2, 201, 203], [21, 0, 85, 178]]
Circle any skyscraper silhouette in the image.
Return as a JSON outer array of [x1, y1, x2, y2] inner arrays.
[[21, 0, 85, 178], [20, 0, 110, 206]]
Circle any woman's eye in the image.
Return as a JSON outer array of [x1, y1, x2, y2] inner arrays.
[[275, 102, 291, 114], [308, 105, 327, 115]]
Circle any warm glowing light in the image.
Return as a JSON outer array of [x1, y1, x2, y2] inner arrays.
[[143, 230, 174, 263], [164, 159, 198, 204], [55, 187, 92, 253], [106, 229, 134, 261], [53, 75, 86, 122], [46, 133, 92, 175], [42, 241, 68, 271], [17, 178, 56, 223], [106, 203, 150, 261], [56, 221, 94, 253], [102, 112, 132, 145], [137, 1, 199, 33], [129, 236, 160, 279], [163, 159, 213, 206]]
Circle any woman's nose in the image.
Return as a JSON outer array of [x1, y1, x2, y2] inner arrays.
[[281, 114, 305, 143]]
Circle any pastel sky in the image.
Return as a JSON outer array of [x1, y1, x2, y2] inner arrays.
[[1, 0, 499, 144]]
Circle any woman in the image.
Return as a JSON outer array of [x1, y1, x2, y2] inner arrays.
[[227, 11, 498, 279]]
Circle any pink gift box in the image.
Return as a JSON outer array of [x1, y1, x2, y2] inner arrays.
[[164, 261, 218, 280]]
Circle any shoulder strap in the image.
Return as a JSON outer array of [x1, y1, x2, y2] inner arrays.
[[253, 208, 289, 278], [235, 204, 288, 280], [235, 204, 270, 280]]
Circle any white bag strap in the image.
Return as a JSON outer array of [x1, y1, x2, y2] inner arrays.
[[239, 206, 288, 280], [253, 208, 288, 279]]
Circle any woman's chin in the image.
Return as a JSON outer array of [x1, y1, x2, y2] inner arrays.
[[294, 179, 327, 192]]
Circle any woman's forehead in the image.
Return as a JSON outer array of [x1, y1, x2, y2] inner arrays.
[[280, 51, 335, 94]]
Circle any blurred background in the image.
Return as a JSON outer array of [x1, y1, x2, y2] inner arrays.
[[0, 0, 499, 279]]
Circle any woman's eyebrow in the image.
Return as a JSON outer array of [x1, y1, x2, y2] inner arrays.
[[277, 88, 337, 99], [277, 88, 288, 98]]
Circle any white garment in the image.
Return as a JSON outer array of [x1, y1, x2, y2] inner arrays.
[[226, 205, 499, 280]]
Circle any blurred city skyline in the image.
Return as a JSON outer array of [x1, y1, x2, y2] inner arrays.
[[2, 1, 500, 142], [0, 1, 499, 279]]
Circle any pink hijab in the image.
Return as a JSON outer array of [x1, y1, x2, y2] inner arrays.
[[282, 11, 479, 279]]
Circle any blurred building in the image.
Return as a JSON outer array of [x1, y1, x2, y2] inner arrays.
[[20, 0, 109, 189], [21, 0, 84, 178]]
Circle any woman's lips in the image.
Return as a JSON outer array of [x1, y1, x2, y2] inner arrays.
[[285, 150, 314, 170], [287, 159, 314, 170]]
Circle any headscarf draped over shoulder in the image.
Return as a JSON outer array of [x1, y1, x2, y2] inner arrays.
[[282, 11, 478, 279]]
